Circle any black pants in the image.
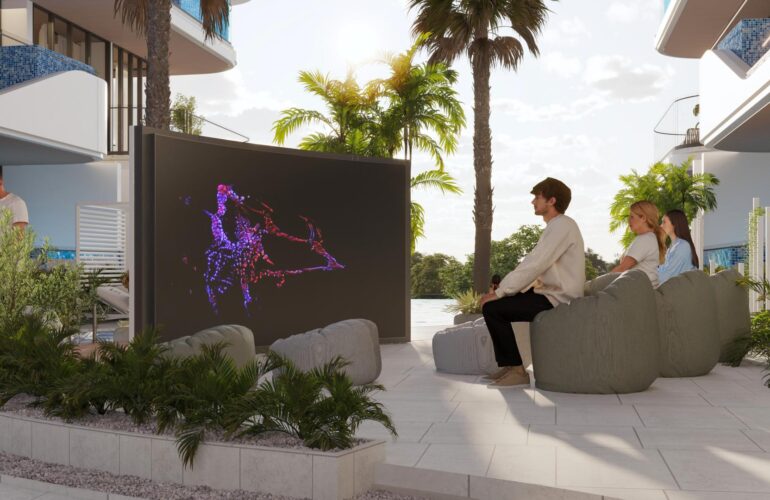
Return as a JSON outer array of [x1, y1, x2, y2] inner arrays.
[[482, 289, 553, 367]]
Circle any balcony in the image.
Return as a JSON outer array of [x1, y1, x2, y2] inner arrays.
[[34, 0, 237, 75], [172, 0, 230, 41], [699, 19, 770, 152], [0, 41, 107, 164], [655, 0, 750, 58], [653, 94, 703, 162]]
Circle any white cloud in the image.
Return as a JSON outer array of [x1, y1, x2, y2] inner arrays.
[[606, 2, 639, 24], [492, 94, 609, 122], [542, 17, 591, 47], [583, 55, 672, 101], [542, 52, 583, 78]]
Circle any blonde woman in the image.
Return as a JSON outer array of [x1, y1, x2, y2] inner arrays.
[[611, 200, 666, 287]]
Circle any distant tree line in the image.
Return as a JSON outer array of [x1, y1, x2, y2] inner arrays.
[[410, 225, 611, 298]]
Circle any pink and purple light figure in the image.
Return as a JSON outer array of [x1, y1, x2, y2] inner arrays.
[[203, 184, 344, 313]]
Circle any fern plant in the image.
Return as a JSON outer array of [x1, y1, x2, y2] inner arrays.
[[156, 344, 281, 468], [226, 355, 396, 452], [0, 316, 80, 406], [96, 329, 171, 424]]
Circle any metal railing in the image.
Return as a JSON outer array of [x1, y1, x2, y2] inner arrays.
[[653, 94, 701, 163], [108, 106, 249, 154]]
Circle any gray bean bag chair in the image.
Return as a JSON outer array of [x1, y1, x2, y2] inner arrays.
[[162, 324, 256, 369], [655, 270, 720, 377], [709, 269, 751, 362], [269, 319, 381, 385], [432, 318, 498, 375], [584, 272, 621, 296], [531, 270, 660, 394]]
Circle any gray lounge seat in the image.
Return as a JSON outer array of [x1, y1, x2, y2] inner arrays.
[[531, 270, 660, 394], [432, 318, 498, 375], [709, 269, 751, 362], [162, 324, 256, 369], [269, 319, 382, 385], [655, 270, 721, 377]]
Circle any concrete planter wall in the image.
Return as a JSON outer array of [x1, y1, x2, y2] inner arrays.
[[0, 412, 385, 500]]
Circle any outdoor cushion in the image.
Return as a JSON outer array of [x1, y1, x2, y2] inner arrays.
[[584, 272, 621, 296], [531, 270, 659, 394], [432, 318, 497, 375], [655, 270, 720, 377], [269, 319, 381, 385], [709, 269, 751, 362], [162, 324, 256, 369], [96, 285, 129, 315]]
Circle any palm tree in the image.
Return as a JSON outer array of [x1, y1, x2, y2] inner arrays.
[[272, 71, 384, 156], [369, 35, 466, 169], [609, 159, 719, 247], [409, 0, 554, 293], [411, 170, 461, 253], [114, 0, 229, 129]]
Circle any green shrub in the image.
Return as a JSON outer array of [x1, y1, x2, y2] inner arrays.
[[0, 317, 80, 405], [156, 344, 281, 468], [226, 355, 396, 452]]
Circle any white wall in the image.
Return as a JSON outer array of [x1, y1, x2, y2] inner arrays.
[[0, 71, 107, 160], [0, 0, 32, 43], [701, 150, 770, 249], [3, 161, 121, 249]]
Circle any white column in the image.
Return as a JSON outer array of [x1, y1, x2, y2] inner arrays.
[[693, 154, 706, 268], [750, 198, 761, 313], [765, 207, 770, 311]]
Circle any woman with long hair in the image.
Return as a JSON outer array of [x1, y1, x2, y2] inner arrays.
[[611, 200, 666, 287], [658, 209, 699, 284]]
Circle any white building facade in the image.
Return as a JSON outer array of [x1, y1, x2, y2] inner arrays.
[[655, 0, 770, 270], [0, 0, 246, 251]]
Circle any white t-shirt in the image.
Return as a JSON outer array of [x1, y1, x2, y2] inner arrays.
[[625, 231, 661, 287], [0, 193, 29, 228]]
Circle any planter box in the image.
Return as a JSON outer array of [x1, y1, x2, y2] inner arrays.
[[453, 313, 482, 325], [0, 412, 385, 500]]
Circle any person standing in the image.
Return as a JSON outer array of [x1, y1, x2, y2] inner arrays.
[[480, 178, 586, 387], [0, 166, 28, 232]]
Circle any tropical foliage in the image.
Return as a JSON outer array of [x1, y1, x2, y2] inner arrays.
[[272, 39, 465, 252], [0, 318, 396, 467], [724, 275, 770, 386], [114, 0, 229, 129], [445, 289, 482, 315], [410, 0, 555, 293], [170, 93, 204, 135], [609, 159, 719, 247], [411, 252, 461, 297]]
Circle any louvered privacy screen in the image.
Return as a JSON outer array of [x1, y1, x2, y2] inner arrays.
[[76, 203, 128, 284]]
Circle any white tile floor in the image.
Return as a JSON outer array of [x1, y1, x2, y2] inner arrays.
[[361, 326, 770, 500]]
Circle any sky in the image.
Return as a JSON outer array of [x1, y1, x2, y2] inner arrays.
[[171, 0, 700, 263]]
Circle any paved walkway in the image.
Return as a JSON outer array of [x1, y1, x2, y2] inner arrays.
[[0, 482, 89, 499], [359, 326, 770, 500]]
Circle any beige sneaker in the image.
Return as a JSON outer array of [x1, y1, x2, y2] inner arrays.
[[489, 370, 530, 387], [483, 367, 512, 381]]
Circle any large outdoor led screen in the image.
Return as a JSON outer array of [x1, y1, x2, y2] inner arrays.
[[133, 130, 410, 346]]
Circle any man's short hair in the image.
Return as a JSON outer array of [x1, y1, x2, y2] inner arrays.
[[531, 177, 571, 213], [0, 165, 3, 178]]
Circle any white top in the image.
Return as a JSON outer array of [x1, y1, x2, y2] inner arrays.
[[495, 214, 586, 306], [625, 232, 660, 288], [0, 193, 29, 228]]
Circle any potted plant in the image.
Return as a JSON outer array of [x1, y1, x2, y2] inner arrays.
[[446, 289, 483, 325]]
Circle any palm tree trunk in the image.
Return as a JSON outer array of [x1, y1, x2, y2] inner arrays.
[[471, 51, 493, 294], [145, 0, 171, 129]]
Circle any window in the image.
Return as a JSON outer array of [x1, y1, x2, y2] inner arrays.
[[70, 26, 86, 63], [33, 7, 50, 48], [53, 17, 67, 55]]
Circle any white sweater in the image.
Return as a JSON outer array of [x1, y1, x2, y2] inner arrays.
[[495, 214, 586, 306]]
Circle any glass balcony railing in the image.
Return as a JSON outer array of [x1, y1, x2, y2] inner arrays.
[[718, 19, 770, 68], [663, 0, 671, 13], [653, 94, 701, 162], [172, 0, 230, 42]]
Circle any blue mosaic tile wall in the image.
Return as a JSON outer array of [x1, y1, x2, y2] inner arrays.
[[704, 245, 749, 269], [0, 45, 95, 91], [172, 0, 230, 41], [718, 18, 770, 67]]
